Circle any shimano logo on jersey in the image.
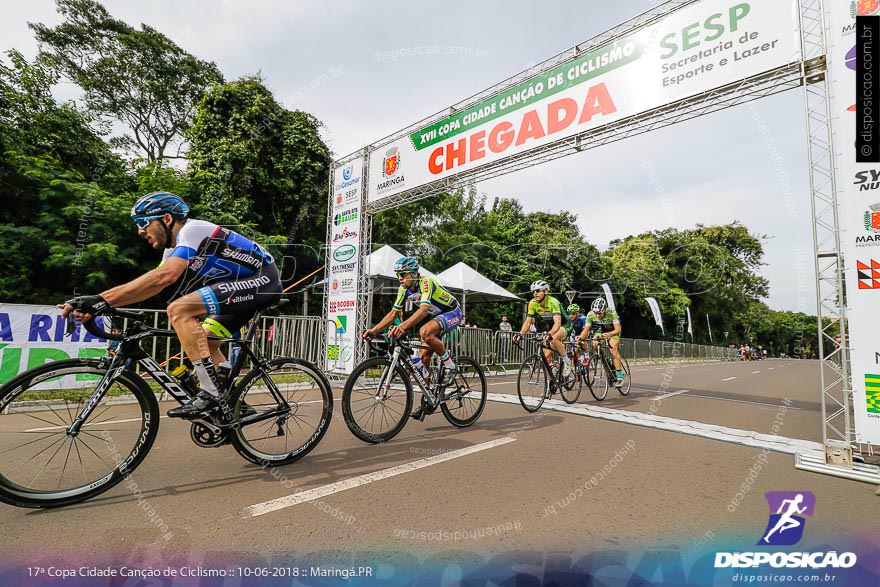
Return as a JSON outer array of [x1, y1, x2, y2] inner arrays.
[[217, 275, 271, 294], [221, 246, 261, 266]]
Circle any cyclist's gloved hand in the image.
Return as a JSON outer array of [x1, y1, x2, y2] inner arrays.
[[512, 333, 522, 344], [63, 294, 110, 317]]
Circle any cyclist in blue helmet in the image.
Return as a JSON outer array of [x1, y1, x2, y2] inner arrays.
[[363, 256, 463, 421], [60, 191, 282, 418]]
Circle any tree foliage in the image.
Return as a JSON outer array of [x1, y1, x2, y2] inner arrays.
[[31, 0, 223, 162]]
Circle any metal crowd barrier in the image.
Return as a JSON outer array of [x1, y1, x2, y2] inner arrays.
[[116, 311, 738, 375]]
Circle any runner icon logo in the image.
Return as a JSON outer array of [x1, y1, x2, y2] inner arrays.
[[758, 491, 815, 546]]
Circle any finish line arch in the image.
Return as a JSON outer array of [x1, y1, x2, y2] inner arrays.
[[323, 0, 870, 482]]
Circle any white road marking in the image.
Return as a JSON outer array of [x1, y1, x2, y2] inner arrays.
[[768, 367, 775, 371], [485, 393, 820, 456], [751, 371, 761, 374], [242, 437, 518, 518], [655, 389, 690, 400], [721, 376, 737, 381]]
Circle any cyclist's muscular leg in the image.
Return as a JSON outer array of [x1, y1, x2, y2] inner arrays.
[[167, 293, 211, 364], [419, 320, 444, 360], [550, 328, 567, 357], [609, 337, 622, 370]]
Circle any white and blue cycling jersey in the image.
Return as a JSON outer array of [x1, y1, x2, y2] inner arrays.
[[161, 219, 274, 296]]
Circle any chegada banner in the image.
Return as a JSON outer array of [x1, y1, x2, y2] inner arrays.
[[827, 1, 880, 444], [0, 304, 109, 388], [367, 0, 800, 203]]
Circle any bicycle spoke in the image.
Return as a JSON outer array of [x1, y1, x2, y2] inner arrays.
[[76, 433, 115, 470], [59, 439, 75, 489], [22, 411, 69, 429], [0, 431, 65, 456], [28, 436, 69, 488], [72, 437, 88, 483]]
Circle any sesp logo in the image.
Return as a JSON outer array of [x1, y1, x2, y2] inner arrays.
[[758, 491, 816, 546]]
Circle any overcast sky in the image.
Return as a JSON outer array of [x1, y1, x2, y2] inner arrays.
[[2, 0, 817, 313]]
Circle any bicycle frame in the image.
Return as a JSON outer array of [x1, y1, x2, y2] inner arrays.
[[376, 338, 443, 408], [67, 312, 287, 436]]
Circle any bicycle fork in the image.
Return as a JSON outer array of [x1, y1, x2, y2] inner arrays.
[[68, 355, 128, 437]]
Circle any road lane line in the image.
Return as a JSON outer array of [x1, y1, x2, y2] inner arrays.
[[721, 376, 737, 381], [242, 437, 517, 518], [751, 371, 761, 374], [655, 389, 690, 400]]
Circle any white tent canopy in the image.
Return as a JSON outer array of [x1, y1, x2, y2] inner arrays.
[[436, 261, 521, 316], [366, 245, 441, 282]]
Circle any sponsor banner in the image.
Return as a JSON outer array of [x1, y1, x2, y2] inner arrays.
[[367, 0, 800, 203], [333, 159, 363, 210], [327, 159, 365, 374], [828, 2, 880, 443], [0, 304, 110, 389]]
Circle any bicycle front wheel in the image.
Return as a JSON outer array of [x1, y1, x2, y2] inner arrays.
[[0, 359, 159, 508], [342, 356, 412, 444], [441, 356, 487, 427], [560, 363, 582, 404], [517, 355, 547, 412], [230, 358, 333, 466], [587, 354, 609, 401]]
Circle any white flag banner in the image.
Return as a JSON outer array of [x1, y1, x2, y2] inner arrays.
[[685, 307, 694, 339], [644, 297, 664, 335], [601, 283, 616, 312]]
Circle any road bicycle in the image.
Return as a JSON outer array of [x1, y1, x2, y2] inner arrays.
[[586, 335, 632, 399], [514, 334, 581, 412], [0, 302, 332, 508], [341, 336, 487, 443]]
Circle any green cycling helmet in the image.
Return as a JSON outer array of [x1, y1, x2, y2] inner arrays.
[[567, 304, 580, 314]]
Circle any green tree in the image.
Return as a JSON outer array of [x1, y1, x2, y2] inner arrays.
[[31, 0, 223, 162], [187, 76, 331, 245]]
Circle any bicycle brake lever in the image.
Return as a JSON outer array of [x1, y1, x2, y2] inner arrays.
[[65, 314, 77, 337]]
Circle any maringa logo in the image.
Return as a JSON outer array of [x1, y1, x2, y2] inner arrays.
[[342, 166, 352, 181], [333, 245, 356, 262]]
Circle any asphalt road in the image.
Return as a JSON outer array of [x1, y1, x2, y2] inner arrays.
[[2, 359, 877, 567]]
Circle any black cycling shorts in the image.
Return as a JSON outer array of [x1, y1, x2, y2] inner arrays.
[[195, 262, 282, 337]]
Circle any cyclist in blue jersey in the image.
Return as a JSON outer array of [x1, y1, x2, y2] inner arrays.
[[565, 304, 590, 364], [60, 192, 282, 418]]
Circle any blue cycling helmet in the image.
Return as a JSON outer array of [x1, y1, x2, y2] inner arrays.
[[393, 256, 419, 274], [130, 192, 189, 221]]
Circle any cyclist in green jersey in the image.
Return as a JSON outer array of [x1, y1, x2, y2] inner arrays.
[[363, 256, 463, 419], [580, 297, 624, 383], [512, 280, 574, 377]]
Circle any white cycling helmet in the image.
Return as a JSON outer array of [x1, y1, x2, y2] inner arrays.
[[591, 298, 607, 313], [530, 280, 550, 292]]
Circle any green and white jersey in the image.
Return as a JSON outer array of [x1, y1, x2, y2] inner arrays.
[[586, 309, 620, 333], [527, 295, 570, 329], [393, 276, 459, 317]]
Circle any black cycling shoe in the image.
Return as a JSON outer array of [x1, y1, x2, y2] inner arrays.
[[410, 398, 436, 421], [439, 365, 458, 387], [167, 391, 220, 419]]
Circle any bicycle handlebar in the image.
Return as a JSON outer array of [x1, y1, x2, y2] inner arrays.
[[72, 308, 147, 342]]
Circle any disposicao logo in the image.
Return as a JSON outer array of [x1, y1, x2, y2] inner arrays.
[[758, 491, 815, 546], [714, 491, 857, 570]]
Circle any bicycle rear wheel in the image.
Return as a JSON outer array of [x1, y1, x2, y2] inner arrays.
[[342, 356, 412, 444], [517, 355, 547, 412], [441, 356, 487, 427], [0, 359, 159, 508], [587, 354, 609, 401], [617, 357, 632, 396], [230, 358, 333, 466]]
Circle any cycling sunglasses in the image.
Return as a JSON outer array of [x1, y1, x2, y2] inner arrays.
[[133, 215, 164, 229]]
